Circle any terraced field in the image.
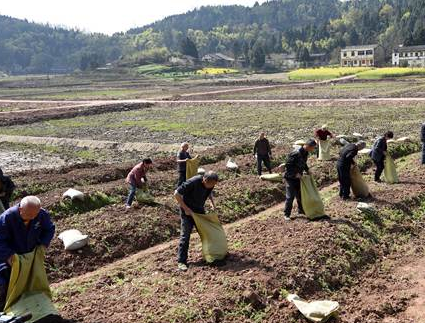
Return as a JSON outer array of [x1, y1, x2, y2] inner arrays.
[[1, 73, 425, 322]]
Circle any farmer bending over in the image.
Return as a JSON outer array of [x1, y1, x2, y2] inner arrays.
[[174, 171, 218, 271], [314, 124, 334, 158], [337, 141, 366, 200], [0, 196, 55, 309], [279, 139, 317, 221], [176, 142, 192, 187], [254, 132, 272, 176], [125, 158, 153, 210], [370, 131, 393, 182]]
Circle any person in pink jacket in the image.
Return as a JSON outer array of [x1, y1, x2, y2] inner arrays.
[[125, 158, 153, 210]]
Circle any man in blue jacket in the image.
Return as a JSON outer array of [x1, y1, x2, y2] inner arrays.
[[370, 131, 394, 182], [0, 196, 55, 309]]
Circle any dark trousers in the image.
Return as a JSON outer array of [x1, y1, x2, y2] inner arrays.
[[257, 154, 272, 176], [337, 163, 351, 198], [177, 209, 197, 264], [373, 158, 385, 181], [177, 171, 186, 188], [284, 178, 304, 216], [422, 143, 425, 165], [0, 266, 10, 310], [126, 184, 137, 206]]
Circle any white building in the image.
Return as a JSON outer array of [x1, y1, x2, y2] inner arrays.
[[340, 45, 380, 67], [392, 45, 425, 67]]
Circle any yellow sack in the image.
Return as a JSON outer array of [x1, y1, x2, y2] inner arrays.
[[5, 246, 58, 322], [384, 156, 399, 184], [192, 213, 228, 263], [318, 139, 331, 161], [301, 175, 325, 220], [350, 166, 370, 198], [186, 156, 200, 180], [260, 173, 282, 182]]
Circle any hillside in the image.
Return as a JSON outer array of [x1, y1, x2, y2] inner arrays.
[[1, 0, 425, 74]]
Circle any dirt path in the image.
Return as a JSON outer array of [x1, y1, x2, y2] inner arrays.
[[0, 134, 211, 153]]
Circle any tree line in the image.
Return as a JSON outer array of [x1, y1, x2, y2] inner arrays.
[[0, 0, 424, 74]]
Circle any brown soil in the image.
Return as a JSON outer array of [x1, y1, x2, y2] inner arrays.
[[51, 156, 425, 323]]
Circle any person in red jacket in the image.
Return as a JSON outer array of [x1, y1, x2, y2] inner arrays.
[[125, 158, 153, 210]]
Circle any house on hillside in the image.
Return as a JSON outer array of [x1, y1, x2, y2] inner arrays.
[[309, 53, 329, 67], [169, 55, 197, 67], [265, 53, 300, 70], [392, 45, 425, 67], [340, 45, 384, 67], [201, 53, 235, 67]]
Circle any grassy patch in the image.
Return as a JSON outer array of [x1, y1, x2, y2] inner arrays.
[[50, 192, 120, 218], [289, 67, 371, 80], [357, 67, 425, 79]]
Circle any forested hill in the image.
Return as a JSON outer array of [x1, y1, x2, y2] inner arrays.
[[0, 15, 125, 74], [128, 0, 340, 35], [1, 0, 425, 74]]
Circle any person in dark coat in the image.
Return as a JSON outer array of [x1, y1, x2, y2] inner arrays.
[[370, 131, 394, 182], [254, 132, 272, 176], [176, 143, 192, 187], [279, 139, 317, 220], [174, 171, 218, 272], [0, 196, 55, 309], [337, 141, 366, 200], [0, 169, 15, 212], [421, 123, 425, 165]]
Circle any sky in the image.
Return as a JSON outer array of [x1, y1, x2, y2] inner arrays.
[[0, 0, 265, 35]]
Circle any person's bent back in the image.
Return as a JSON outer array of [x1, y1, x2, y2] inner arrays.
[[0, 196, 55, 309]]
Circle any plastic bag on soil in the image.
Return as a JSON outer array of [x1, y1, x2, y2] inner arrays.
[[338, 138, 350, 146], [300, 175, 325, 220], [318, 139, 331, 161], [260, 173, 282, 182], [350, 166, 370, 198], [186, 156, 200, 180], [197, 167, 206, 175], [226, 158, 239, 170], [58, 229, 89, 251], [384, 156, 399, 184], [357, 202, 376, 215], [192, 213, 228, 263], [287, 294, 339, 323], [62, 189, 84, 201]]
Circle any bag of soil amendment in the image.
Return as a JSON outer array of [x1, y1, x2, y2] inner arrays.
[[186, 156, 200, 181], [58, 229, 88, 251], [260, 173, 282, 182], [287, 294, 339, 323], [136, 186, 155, 204], [350, 166, 370, 198], [192, 213, 228, 263], [301, 175, 325, 220], [318, 139, 331, 161], [384, 155, 399, 184]]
